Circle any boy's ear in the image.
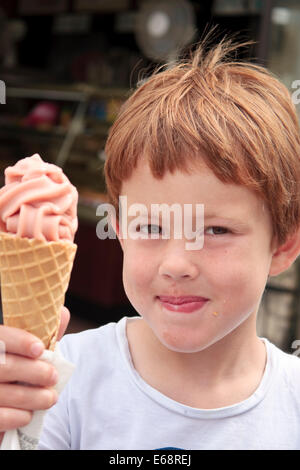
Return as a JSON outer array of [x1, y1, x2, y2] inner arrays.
[[269, 227, 300, 277]]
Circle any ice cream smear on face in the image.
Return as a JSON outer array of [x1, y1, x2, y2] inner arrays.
[[0, 154, 78, 242]]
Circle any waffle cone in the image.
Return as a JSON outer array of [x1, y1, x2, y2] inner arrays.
[[0, 232, 77, 350]]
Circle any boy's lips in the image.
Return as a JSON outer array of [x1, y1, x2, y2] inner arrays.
[[157, 295, 208, 304], [156, 295, 209, 313]]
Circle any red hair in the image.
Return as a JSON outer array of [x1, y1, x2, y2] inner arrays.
[[104, 35, 300, 247]]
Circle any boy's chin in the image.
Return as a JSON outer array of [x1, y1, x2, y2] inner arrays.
[[157, 331, 219, 354]]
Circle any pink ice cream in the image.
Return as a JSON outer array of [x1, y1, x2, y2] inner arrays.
[[0, 154, 78, 242]]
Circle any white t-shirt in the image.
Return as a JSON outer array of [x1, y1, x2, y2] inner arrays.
[[38, 316, 300, 450]]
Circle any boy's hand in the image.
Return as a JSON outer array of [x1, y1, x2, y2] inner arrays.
[[0, 306, 70, 442]]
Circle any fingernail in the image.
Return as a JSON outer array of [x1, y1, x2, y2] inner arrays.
[[52, 389, 58, 404], [51, 368, 58, 385], [30, 342, 44, 357]]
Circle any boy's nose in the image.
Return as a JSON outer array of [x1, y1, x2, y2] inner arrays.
[[158, 253, 198, 281]]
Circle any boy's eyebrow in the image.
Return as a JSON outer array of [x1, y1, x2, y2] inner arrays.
[[125, 212, 248, 225], [204, 214, 248, 226], [204, 214, 241, 221]]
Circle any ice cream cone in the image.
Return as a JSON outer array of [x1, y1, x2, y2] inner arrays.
[[0, 232, 77, 350]]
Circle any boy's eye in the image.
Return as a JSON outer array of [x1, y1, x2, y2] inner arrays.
[[206, 226, 229, 236], [138, 224, 162, 234]]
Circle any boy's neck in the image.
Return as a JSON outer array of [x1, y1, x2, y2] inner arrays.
[[126, 316, 267, 409]]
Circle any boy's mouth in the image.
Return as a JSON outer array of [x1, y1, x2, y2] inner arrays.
[[157, 295, 208, 304], [156, 295, 209, 313]]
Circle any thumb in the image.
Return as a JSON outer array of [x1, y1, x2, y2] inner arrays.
[[57, 306, 70, 342]]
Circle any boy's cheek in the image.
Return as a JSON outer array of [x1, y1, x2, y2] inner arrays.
[[123, 253, 154, 284]]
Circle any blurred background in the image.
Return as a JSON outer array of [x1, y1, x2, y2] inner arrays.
[[0, 0, 299, 354]]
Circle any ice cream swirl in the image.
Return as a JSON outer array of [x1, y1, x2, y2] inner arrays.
[[0, 154, 78, 242]]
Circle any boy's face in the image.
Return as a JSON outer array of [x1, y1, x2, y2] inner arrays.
[[116, 159, 277, 353]]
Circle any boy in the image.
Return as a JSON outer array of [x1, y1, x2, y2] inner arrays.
[[1, 36, 300, 450]]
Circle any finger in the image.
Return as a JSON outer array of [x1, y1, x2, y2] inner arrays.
[[57, 306, 70, 342], [0, 354, 58, 387], [0, 383, 58, 411], [0, 325, 45, 359], [0, 408, 32, 432]]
